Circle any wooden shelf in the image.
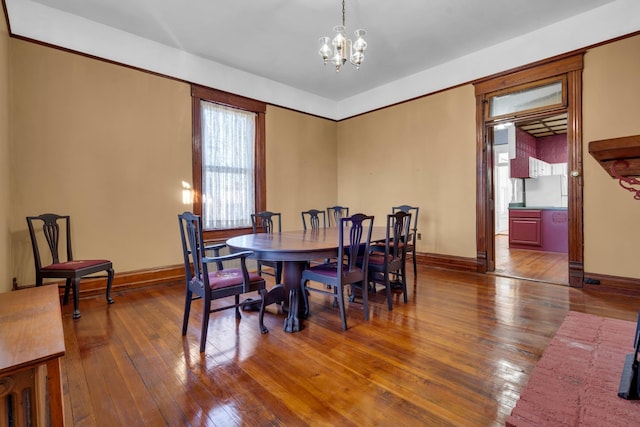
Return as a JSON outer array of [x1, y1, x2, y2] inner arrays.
[[589, 135, 640, 177]]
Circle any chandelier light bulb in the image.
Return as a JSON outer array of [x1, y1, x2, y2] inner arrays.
[[318, 37, 332, 63], [351, 51, 364, 68], [353, 29, 367, 52]]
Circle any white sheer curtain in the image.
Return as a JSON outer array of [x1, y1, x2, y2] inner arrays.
[[200, 101, 255, 230]]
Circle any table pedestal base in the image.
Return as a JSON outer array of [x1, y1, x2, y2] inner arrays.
[[241, 260, 307, 332]]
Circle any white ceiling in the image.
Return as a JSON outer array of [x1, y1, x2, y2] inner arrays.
[[5, 0, 640, 119]]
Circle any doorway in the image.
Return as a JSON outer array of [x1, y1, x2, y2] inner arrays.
[[491, 117, 569, 284], [473, 54, 584, 287]]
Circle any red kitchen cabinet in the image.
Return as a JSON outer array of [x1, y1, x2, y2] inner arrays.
[[509, 209, 542, 249]]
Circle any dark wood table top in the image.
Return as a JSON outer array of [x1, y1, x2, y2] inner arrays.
[[227, 226, 387, 262], [0, 285, 66, 375]]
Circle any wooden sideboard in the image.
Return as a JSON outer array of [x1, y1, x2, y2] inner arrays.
[[0, 286, 66, 426]]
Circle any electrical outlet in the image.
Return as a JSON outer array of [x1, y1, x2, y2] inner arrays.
[[417, 233, 422, 240]]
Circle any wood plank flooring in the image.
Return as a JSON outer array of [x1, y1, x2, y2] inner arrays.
[[494, 234, 568, 284], [58, 266, 640, 426]]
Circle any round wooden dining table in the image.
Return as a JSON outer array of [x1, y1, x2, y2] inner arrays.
[[227, 226, 386, 332]]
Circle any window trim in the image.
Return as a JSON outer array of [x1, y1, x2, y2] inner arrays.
[[484, 75, 567, 122], [191, 85, 266, 241]]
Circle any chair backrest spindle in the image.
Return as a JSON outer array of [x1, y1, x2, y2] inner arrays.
[[392, 205, 419, 243], [386, 210, 411, 262], [341, 213, 373, 274], [251, 211, 282, 234], [327, 206, 350, 227], [26, 213, 74, 269], [301, 209, 326, 231]]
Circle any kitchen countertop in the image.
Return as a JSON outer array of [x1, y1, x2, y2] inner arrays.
[[508, 206, 567, 210]]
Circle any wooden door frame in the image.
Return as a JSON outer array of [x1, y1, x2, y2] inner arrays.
[[474, 54, 584, 287]]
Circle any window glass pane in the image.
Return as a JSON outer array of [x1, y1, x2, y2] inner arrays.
[[489, 81, 562, 118], [200, 101, 255, 230]]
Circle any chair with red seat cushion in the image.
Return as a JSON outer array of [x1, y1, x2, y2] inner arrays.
[[363, 210, 411, 311], [392, 205, 419, 278], [26, 213, 114, 319], [302, 209, 329, 267], [179, 211, 268, 352], [300, 213, 374, 330], [251, 211, 283, 284]]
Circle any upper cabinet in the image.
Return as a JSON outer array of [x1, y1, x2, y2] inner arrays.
[[511, 156, 551, 179], [530, 157, 551, 178], [509, 124, 568, 179], [510, 127, 538, 178]]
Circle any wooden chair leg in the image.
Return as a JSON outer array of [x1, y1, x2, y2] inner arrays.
[[106, 267, 115, 304], [200, 299, 211, 353], [235, 295, 241, 319], [72, 277, 81, 319], [384, 272, 393, 311], [258, 288, 268, 334], [182, 288, 192, 336], [275, 263, 282, 284], [301, 279, 310, 318], [361, 276, 369, 321], [336, 285, 348, 331], [401, 264, 408, 304], [63, 278, 72, 305]]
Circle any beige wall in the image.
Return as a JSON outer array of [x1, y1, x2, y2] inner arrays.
[[6, 32, 640, 285], [8, 41, 338, 285], [9, 40, 193, 286], [583, 34, 640, 277], [337, 33, 640, 274], [265, 106, 337, 231], [337, 86, 478, 258], [0, 16, 10, 293]]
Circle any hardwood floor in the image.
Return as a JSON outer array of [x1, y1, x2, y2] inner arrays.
[[59, 266, 640, 426], [494, 234, 568, 284]]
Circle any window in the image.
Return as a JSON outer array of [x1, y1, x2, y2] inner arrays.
[[485, 76, 566, 121], [191, 85, 266, 239]]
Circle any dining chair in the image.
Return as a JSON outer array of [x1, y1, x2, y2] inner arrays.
[[327, 206, 350, 227], [363, 210, 411, 311], [300, 213, 374, 331], [251, 211, 283, 284], [301, 209, 327, 230], [302, 208, 329, 268], [26, 213, 114, 319], [392, 205, 419, 278], [179, 212, 268, 353]]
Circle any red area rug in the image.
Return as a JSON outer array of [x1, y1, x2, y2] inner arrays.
[[506, 311, 640, 426]]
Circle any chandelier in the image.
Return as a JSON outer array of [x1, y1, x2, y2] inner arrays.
[[318, 0, 367, 72]]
